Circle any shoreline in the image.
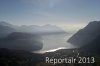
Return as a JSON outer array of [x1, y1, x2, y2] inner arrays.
[[33, 47, 72, 54]]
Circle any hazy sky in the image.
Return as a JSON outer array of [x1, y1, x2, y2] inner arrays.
[[0, 0, 100, 31]]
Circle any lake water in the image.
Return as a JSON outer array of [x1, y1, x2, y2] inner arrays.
[[34, 33, 76, 53]]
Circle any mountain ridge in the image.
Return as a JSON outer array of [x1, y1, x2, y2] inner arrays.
[[67, 21, 100, 47], [0, 21, 67, 36]]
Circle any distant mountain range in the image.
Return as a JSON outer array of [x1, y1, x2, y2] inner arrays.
[[18, 24, 67, 35], [67, 21, 100, 54], [0, 21, 16, 38], [0, 21, 67, 51], [0, 21, 67, 37]]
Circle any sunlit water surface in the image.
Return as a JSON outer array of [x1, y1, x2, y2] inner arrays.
[[33, 33, 76, 53]]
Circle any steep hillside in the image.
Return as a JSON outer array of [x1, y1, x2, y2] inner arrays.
[[0, 32, 43, 51], [68, 21, 100, 47]]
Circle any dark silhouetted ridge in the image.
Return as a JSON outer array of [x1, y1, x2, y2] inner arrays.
[[68, 21, 100, 47]]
